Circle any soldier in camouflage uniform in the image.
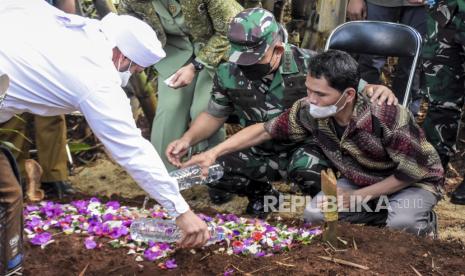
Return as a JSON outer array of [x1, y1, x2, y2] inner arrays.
[[119, 0, 243, 203], [421, 0, 465, 204], [118, 0, 243, 171], [167, 8, 398, 217]]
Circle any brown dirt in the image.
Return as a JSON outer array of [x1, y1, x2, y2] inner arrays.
[[24, 218, 465, 275]]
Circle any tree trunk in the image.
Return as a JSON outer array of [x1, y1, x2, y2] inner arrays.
[[129, 73, 158, 129], [301, 0, 347, 50], [92, 0, 116, 18]]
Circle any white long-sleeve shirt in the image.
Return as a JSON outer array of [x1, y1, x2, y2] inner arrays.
[[0, 0, 189, 217]]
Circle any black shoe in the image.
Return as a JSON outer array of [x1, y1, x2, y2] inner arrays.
[[246, 188, 281, 219], [208, 188, 233, 205], [451, 179, 465, 205], [42, 181, 76, 199]]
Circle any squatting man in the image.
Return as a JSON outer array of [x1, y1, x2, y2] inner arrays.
[[184, 50, 443, 236]]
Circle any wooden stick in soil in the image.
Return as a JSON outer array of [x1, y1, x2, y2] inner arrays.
[[317, 256, 369, 270], [78, 263, 89, 276], [410, 265, 423, 276], [321, 169, 338, 246]]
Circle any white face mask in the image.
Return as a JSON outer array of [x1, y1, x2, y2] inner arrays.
[[308, 90, 348, 119], [117, 58, 132, 87]]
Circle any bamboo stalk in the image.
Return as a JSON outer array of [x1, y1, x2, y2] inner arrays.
[[130, 72, 158, 128], [321, 168, 338, 245]]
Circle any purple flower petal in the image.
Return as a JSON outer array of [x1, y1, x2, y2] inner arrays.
[[102, 213, 114, 221], [255, 251, 266, 257], [198, 213, 213, 222], [151, 211, 165, 219], [105, 201, 120, 210], [90, 197, 100, 203], [122, 220, 132, 227], [30, 232, 52, 246], [26, 217, 42, 229], [225, 214, 238, 222], [144, 248, 162, 261], [109, 226, 128, 239], [84, 237, 97, 249], [308, 228, 323, 236], [71, 200, 88, 210], [158, 243, 170, 251], [26, 205, 40, 212], [224, 268, 235, 276], [243, 238, 253, 246], [165, 259, 177, 269]]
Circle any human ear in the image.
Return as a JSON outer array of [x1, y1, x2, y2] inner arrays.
[[346, 88, 357, 102]]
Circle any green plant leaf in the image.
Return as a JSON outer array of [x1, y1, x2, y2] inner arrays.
[[0, 141, 21, 152], [68, 142, 94, 153], [0, 128, 32, 143]]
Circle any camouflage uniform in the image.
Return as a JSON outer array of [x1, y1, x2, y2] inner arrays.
[[118, 0, 243, 172], [206, 8, 329, 198], [422, 0, 465, 167], [118, 0, 243, 68]]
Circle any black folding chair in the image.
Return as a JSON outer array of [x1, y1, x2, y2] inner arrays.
[[325, 21, 422, 107]]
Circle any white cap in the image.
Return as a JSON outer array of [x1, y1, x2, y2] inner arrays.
[[100, 13, 165, 67], [0, 74, 9, 97]]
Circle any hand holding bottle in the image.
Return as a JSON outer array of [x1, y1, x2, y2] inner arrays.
[[175, 210, 210, 248], [181, 150, 218, 178]]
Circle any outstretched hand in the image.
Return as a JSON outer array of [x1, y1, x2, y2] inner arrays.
[[168, 63, 196, 89], [166, 138, 191, 168], [181, 150, 217, 177], [364, 84, 399, 106]]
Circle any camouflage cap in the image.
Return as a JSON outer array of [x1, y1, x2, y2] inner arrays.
[[228, 8, 280, 66]]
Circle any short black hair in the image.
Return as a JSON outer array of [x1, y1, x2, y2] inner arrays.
[[307, 50, 360, 92]]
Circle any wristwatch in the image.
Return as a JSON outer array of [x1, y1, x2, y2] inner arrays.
[[191, 59, 205, 72]]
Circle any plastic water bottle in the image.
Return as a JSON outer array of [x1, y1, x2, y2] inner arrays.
[[130, 218, 225, 244], [141, 164, 224, 210], [169, 163, 224, 190]]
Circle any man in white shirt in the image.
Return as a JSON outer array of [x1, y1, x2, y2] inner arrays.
[[0, 0, 210, 248]]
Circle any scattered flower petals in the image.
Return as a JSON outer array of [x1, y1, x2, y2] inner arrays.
[[24, 199, 322, 267]]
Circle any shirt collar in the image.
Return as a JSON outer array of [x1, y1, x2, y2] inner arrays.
[[265, 44, 298, 90]]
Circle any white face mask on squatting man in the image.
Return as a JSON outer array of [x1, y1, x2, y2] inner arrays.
[[308, 90, 349, 119]]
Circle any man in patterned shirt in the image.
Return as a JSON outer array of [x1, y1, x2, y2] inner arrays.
[[184, 50, 443, 236]]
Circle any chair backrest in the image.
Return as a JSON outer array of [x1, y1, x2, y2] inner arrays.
[[325, 21, 422, 107]]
